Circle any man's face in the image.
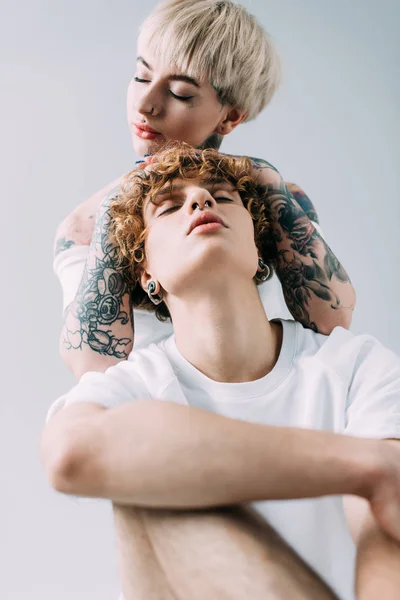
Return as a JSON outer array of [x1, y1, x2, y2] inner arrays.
[[126, 26, 228, 156], [141, 175, 259, 299]]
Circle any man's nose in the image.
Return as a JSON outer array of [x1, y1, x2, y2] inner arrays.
[[188, 193, 215, 213]]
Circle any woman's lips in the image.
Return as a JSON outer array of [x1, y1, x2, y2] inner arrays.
[[132, 123, 162, 141]]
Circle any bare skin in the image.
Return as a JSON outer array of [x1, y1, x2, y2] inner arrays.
[[113, 503, 340, 600]]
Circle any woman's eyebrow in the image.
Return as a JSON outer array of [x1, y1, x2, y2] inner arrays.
[[137, 56, 152, 70], [136, 56, 200, 88], [169, 74, 200, 88]]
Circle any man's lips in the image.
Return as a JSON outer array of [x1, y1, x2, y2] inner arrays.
[[188, 211, 226, 235], [132, 123, 162, 140]]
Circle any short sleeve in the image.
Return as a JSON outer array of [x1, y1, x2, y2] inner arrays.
[[345, 338, 400, 440], [53, 245, 89, 313], [46, 360, 150, 423]]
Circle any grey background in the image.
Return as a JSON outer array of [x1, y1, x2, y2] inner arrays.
[[2, 0, 399, 598]]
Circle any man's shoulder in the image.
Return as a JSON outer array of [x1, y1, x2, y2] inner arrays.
[[127, 336, 177, 385], [294, 321, 396, 384]]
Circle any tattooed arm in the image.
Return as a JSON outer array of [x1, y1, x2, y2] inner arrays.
[[250, 158, 356, 333], [56, 182, 135, 380], [285, 182, 319, 224]]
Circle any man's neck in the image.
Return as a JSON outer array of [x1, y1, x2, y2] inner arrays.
[[168, 284, 282, 383]]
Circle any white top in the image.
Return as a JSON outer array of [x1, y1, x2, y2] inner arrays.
[[48, 319, 400, 600]]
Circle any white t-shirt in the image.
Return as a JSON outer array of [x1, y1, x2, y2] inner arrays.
[[48, 319, 400, 600]]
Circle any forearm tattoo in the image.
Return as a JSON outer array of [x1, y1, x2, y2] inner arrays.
[[62, 190, 134, 358], [258, 173, 350, 332]]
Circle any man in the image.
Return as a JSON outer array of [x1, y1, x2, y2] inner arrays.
[[42, 146, 400, 600]]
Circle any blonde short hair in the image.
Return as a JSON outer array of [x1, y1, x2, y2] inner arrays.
[[140, 0, 281, 121]]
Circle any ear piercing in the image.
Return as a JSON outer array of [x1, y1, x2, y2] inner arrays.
[[147, 280, 164, 305], [258, 258, 271, 281]]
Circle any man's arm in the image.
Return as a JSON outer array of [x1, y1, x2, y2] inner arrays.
[[344, 440, 400, 600], [252, 160, 356, 333], [41, 399, 386, 514]]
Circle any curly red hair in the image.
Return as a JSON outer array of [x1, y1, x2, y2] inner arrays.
[[109, 143, 275, 321]]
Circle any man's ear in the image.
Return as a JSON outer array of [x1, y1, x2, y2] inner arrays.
[[140, 268, 151, 292], [215, 108, 248, 136]]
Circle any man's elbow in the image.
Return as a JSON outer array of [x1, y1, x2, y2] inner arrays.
[[40, 404, 104, 495], [40, 427, 80, 494]]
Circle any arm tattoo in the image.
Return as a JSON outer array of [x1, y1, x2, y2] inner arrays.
[[248, 156, 280, 173], [54, 237, 76, 256], [63, 189, 134, 358], [264, 181, 350, 332], [286, 182, 319, 224]]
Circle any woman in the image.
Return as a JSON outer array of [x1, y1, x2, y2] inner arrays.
[[54, 0, 355, 381]]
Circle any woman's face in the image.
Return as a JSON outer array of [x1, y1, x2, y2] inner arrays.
[[126, 28, 232, 156], [141, 175, 259, 299]]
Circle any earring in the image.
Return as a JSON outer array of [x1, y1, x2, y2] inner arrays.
[[257, 258, 271, 282], [147, 280, 163, 305]]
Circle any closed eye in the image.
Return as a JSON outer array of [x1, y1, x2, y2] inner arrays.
[[157, 196, 234, 216], [169, 91, 194, 102], [158, 204, 181, 216], [134, 78, 193, 102], [215, 196, 234, 203]]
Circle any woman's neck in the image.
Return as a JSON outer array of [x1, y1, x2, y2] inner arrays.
[[168, 283, 282, 383]]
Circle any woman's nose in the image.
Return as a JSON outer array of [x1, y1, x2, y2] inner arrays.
[[135, 86, 161, 117]]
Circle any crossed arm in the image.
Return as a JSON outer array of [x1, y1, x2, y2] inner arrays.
[[41, 399, 400, 599]]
